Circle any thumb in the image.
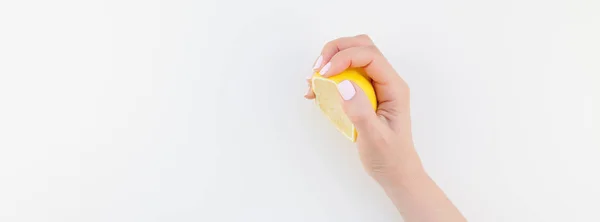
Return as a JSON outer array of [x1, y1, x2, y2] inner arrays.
[[337, 80, 385, 136]]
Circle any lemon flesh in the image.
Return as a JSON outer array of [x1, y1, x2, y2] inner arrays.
[[311, 68, 377, 142], [313, 77, 356, 141]]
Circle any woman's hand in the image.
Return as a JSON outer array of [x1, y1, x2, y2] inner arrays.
[[305, 34, 466, 222], [305, 34, 422, 184]]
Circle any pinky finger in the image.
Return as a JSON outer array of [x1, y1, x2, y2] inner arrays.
[[304, 78, 315, 99]]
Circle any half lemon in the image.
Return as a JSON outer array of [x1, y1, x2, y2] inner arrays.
[[311, 68, 377, 142]]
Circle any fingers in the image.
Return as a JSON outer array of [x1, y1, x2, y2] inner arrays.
[[319, 45, 400, 86], [313, 34, 374, 71], [307, 34, 375, 100], [306, 34, 405, 106], [305, 35, 411, 137], [304, 77, 315, 99]]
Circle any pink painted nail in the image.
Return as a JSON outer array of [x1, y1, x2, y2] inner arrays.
[[313, 55, 323, 69], [319, 62, 331, 76], [337, 80, 355, 100]]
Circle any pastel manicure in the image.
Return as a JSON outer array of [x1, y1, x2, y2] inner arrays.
[[313, 55, 323, 69], [337, 80, 356, 100], [320, 62, 331, 76]]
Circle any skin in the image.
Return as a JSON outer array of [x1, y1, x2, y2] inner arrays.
[[305, 34, 467, 222]]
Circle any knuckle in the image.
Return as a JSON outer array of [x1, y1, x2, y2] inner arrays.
[[355, 34, 373, 43], [365, 45, 381, 54], [324, 39, 337, 49]]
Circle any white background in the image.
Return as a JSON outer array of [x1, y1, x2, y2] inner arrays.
[[0, 0, 599, 221]]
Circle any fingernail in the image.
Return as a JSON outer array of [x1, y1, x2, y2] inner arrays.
[[320, 62, 331, 76], [313, 55, 323, 69], [337, 80, 355, 100]]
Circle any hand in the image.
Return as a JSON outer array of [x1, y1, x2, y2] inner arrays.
[[305, 35, 466, 222], [305, 34, 424, 184]]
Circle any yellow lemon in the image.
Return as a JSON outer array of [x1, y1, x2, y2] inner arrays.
[[311, 68, 377, 142]]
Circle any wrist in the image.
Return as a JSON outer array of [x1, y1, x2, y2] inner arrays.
[[373, 164, 428, 191]]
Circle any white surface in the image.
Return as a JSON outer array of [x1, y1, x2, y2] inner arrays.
[[0, 0, 599, 221]]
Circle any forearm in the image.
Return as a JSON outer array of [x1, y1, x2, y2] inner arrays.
[[379, 169, 466, 222]]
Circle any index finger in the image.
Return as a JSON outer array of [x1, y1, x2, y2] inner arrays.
[[314, 34, 375, 70], [319, 45, 401, 86]]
